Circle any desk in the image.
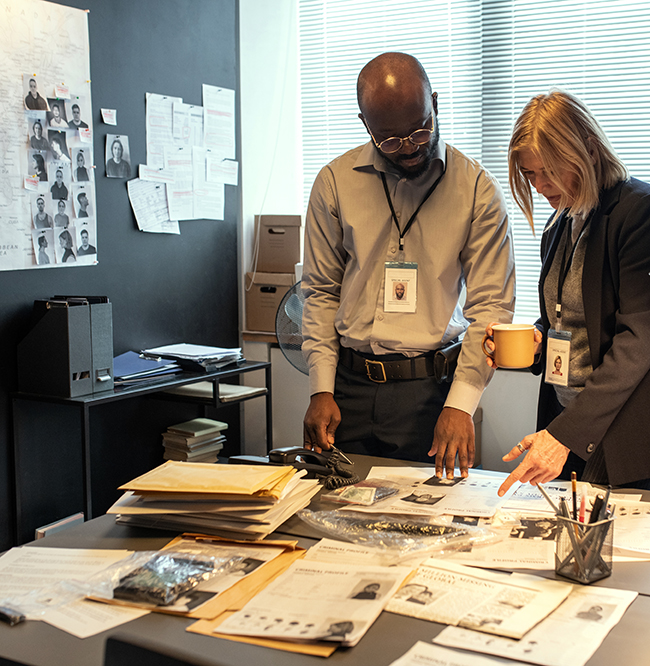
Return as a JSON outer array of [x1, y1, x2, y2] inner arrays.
[[1, 456, 650, 666], [12, 360, 272, 545]]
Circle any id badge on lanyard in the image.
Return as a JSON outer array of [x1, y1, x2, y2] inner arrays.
[[384, 261, 417, 313], [545, 328, 571, 386]]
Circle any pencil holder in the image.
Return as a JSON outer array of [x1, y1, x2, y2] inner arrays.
[[555, 515, 613, 584]]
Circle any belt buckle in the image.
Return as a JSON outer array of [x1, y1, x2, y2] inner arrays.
[[365, 359, 387, 383]]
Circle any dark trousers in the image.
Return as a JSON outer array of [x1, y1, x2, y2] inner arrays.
[[333, 360, 450, 463]]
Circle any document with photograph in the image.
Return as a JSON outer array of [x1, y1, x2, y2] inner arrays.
[[344, 473, 508, 518], [386, 559, 571, 639], [434, 585, 637, 666], [216, 559, 412, 646], [448, 514, 557, 570]]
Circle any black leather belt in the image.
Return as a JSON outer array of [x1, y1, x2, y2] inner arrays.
[[339, 347, 436, 383]]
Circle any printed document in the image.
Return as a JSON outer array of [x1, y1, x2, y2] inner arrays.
[[216, 559, 412, 646], [435, 585, 637, 666], [386, 559, 571, 639]]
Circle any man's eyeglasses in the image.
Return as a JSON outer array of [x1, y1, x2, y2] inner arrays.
[[365, 114, 435, 154]]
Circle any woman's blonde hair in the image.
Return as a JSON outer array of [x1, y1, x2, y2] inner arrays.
[[509, 89, 628, 230]]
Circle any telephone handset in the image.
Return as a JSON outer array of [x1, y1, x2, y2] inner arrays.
[[267, 446, 334, 476]]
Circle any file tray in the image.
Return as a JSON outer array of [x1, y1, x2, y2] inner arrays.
[[17, 299, 114, 397], [555, 515, 613, 584]]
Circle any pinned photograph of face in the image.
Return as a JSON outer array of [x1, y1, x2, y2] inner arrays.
[[49, 131, 71, 164], [105, 134, 132, 178], [47, 100, 69, 129], [29, 116, 50, 151], [73, 148, 91, 182], [23, 74, 49, 111], [33, 229, 54, 266], [29, 151, 48, 182], [66, 99, 89, 129]]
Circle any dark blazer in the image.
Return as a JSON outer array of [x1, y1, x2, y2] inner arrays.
[[534, 178, 650, 485]]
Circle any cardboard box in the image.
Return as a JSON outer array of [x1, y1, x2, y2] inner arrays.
[[255, 214, 302, 273], [245, 272, 295, 333]]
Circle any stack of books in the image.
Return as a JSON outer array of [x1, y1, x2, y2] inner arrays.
[[162, 418, 228, 463], [108, 461, 321, 540]]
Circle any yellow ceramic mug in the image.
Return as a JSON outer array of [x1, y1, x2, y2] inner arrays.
[[482, 323, 536, 369]]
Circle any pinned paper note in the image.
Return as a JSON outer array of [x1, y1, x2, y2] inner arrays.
[[101, 108, 117, 125], [24, 176, 40, 191], [79, 128, 93, 143], [54, 83, 70, 99]]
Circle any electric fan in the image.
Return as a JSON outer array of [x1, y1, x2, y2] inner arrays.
[[275, 281, 308, 374]]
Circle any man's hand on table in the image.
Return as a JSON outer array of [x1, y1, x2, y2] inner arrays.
[[428, 406, 475, 479], [303, 392, 341, 453], [497, 429, 570, 496]]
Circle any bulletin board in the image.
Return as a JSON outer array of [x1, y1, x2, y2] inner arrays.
[[0, 0, 97, 270]]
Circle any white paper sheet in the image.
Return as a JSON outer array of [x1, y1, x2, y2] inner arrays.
[[389, 642, 530, 666], [435, 585, 638, 666], [127, 178, 179, 234], [0, 546, 131, 597], [146, 92, 182, 168], [202, 84, 235, 159], [42, 598, 148, 638], [164, 145, 194, 220]]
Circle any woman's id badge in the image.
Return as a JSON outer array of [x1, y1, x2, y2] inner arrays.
[[545, 329, 571, 387], [384, 262, 417, 313]]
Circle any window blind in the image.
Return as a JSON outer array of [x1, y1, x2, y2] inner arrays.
[[299, 0, 650, 320]]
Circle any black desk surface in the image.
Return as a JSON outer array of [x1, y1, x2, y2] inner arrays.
[[2, 456, 650, 666]]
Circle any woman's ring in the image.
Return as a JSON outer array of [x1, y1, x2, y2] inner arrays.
[[516, 442, 526, 453]]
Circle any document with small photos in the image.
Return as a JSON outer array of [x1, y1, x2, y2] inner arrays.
[[216, 559, 412, 647]]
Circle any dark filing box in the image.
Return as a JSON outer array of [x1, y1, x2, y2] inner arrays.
[[17, 298, 114, 397]]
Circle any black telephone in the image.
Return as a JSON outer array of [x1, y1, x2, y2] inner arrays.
[[229, 446, 334, 477]]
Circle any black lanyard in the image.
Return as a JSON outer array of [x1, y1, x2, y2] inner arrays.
[[380, 166, 446, 251], [555, 214, 590, 324]]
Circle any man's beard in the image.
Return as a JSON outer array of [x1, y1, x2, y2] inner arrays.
[[385, 119, 440, 180]]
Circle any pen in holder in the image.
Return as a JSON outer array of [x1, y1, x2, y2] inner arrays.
[[555, 514, 614, 584]]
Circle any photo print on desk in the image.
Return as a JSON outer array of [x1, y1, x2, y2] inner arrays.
[[106, 134, 132, 178]]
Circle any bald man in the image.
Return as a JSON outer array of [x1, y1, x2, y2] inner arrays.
[[302, 53, 515, 477]]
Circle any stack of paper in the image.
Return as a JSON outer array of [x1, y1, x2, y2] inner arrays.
[[140, 343, 243, 372], [162, 418, 227, 463], [108, 461, 321, 540]]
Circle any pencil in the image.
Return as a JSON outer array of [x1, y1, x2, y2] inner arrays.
[[536, 482, 559, 515], [571, 471, 578, 521]]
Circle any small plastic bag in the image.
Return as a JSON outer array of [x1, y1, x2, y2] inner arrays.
[[321, 479, 401, 505], [298, 509, 504, 566]]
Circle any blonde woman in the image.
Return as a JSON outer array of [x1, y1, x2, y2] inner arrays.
[[487, 90, 650, 494]]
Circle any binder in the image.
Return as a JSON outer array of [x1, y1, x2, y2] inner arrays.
[[17, 298, 114, 397]]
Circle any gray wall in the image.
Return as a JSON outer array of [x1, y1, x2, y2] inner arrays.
[[1, 0, 240, 549]]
